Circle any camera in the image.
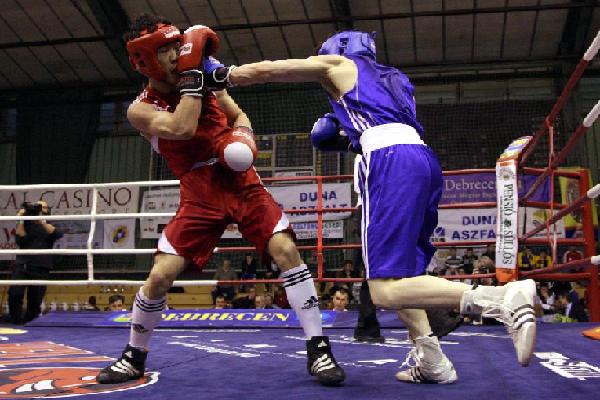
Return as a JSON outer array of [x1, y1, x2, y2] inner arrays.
[[21, 202, 42, 216]]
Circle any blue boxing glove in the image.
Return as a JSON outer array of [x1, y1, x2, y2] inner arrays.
[[310, 113, 349, 152], [202, 56, 235, 91]]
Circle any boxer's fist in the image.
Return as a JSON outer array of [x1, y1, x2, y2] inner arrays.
[[310, 113, 348, 151], [202, 56, 235, 91], [177, 25, 220, 73], [219, 126, 257, 172]]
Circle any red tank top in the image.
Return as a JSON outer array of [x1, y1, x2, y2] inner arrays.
[[134, 86, 232, 177]]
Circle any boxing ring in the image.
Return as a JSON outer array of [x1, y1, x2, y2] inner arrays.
[[0, 34, 600, 400]]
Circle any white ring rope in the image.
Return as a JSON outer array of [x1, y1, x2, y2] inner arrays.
[[0, 280, 218, 287], [584, 30, 600, 61]]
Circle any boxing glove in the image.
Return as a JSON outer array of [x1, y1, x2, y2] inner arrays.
[[219, 126, 257, 172], [203, 56, 235, 91], [176, 26, 219, 97], [177, 25, 220, 73], [310, 113, 349, 152]]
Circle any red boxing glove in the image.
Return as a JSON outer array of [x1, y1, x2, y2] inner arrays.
[[219, 127, 257, 172], [177, 25, 220, 73]]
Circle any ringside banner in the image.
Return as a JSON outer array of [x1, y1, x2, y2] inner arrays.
[[103, 309, 338, 328], [0, 186, 139, 216], [140, 184, 351, 239]]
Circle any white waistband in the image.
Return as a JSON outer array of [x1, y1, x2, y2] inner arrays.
[[190, 158, 219, 171], [359, 123, 425, 153]]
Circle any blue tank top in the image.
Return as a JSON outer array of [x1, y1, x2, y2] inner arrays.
[[327, 55, 424, 151]]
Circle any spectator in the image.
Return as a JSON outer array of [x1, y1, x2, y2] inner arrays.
[[212, 259, 238, 303], [331, 289, 349, 312], [457, 267, 471, 285], [562, 246, 584, 266], [264, 293, 279, 309], [9, 201, 64, 324], [535, 250, 552, 270], [472, 256, 496, 286], [330, 260, 355, 300], [233, 287, 257, 309], [536, 285, 555, 318], [517, 247, 536, 271], [563, 246, 584, 272], [273, 286, 290, 309], [106, 295, 126, 312], [262, 260, 280, 293], [240, 253, 257, 291], [214, 295, 228, 309], [443, 247, 463, 274], [553, 291, 588, 323], [83, 296, 101, 311], [254, 295, 274, 309], [462, 248, 477, 274], [481, 244, 495, 261]]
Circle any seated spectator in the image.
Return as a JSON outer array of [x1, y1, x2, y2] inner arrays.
[[232, 287, 257, 309], [211, 259, 238, 303], [563, 246, 584, 263], [443, 247, 463, 275], [273, 286, 290, 309], [472, 256, 496, 286], [481, 244, 495, 261], [264, 293, 279, 309], [538, 285, 554, 315], [331, 289, 349, 312], [262, 260, 280, 293], [562, 246, 584, 272], [535, 250, 553, 269], [214, 295, 228, 309], [105, 295, 125, 312], [456, 267, 471, 285], [462, 247, 478, 274], [240, 253, 258, 291], [254, 295, 274, 309], [83, 296, 100, 311], [553, 290, 588, 322], [517, 246, 536, 271]]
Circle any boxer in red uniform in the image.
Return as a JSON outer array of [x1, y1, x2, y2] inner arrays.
[[96, 15, 344, 387]]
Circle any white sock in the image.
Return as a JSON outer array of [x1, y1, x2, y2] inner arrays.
[[129, 287, 166, 349], [281, 264, 323, 338], [460, 285, 506, 315]]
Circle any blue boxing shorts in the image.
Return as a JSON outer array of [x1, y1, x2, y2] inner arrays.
[[357, 124, 443, 279]]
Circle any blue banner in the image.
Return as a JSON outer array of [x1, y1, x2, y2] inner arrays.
[[101, 309, 338, 328]]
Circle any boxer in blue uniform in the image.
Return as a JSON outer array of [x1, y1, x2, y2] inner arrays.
[[204, 30, 537, 384]]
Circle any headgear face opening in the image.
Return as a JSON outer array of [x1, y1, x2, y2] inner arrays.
[[318, 31, 376, 60], [126, 24, 182, 81]]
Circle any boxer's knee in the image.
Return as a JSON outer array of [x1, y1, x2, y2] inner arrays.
[[268, 232, 301, 271], [368, 279, 410, 309]]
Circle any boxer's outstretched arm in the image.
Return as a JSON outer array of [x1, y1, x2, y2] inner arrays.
[[230, 55, 357, 99]]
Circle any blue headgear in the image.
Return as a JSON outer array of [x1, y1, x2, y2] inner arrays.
[[318, 31, 376, 60]]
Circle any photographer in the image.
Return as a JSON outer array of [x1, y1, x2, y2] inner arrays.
[[8, 201, 63, 324]]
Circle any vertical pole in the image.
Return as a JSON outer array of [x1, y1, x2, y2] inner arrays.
[[579, 169, 599, 321], [317, 176, 324, 280]]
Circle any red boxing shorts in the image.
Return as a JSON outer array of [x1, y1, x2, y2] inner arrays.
[[157, 165, 291, 268]]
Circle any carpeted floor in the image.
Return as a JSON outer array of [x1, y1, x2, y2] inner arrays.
[[0, 321, 598, 399]]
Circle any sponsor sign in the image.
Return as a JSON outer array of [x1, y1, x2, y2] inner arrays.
[[496, 161, 518, 268], [103, 309, 337, 328], [140, 184, 351, 239], [431, 207, 564, 243], [440, 171, 550, 205], [0, 186, 139, 216], [0, 341, 157, 398], [535, 352, 600, 380], [103, 219, 136, 249]]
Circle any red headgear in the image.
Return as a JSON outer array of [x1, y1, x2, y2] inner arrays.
[[126, 24, 182, 81]]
